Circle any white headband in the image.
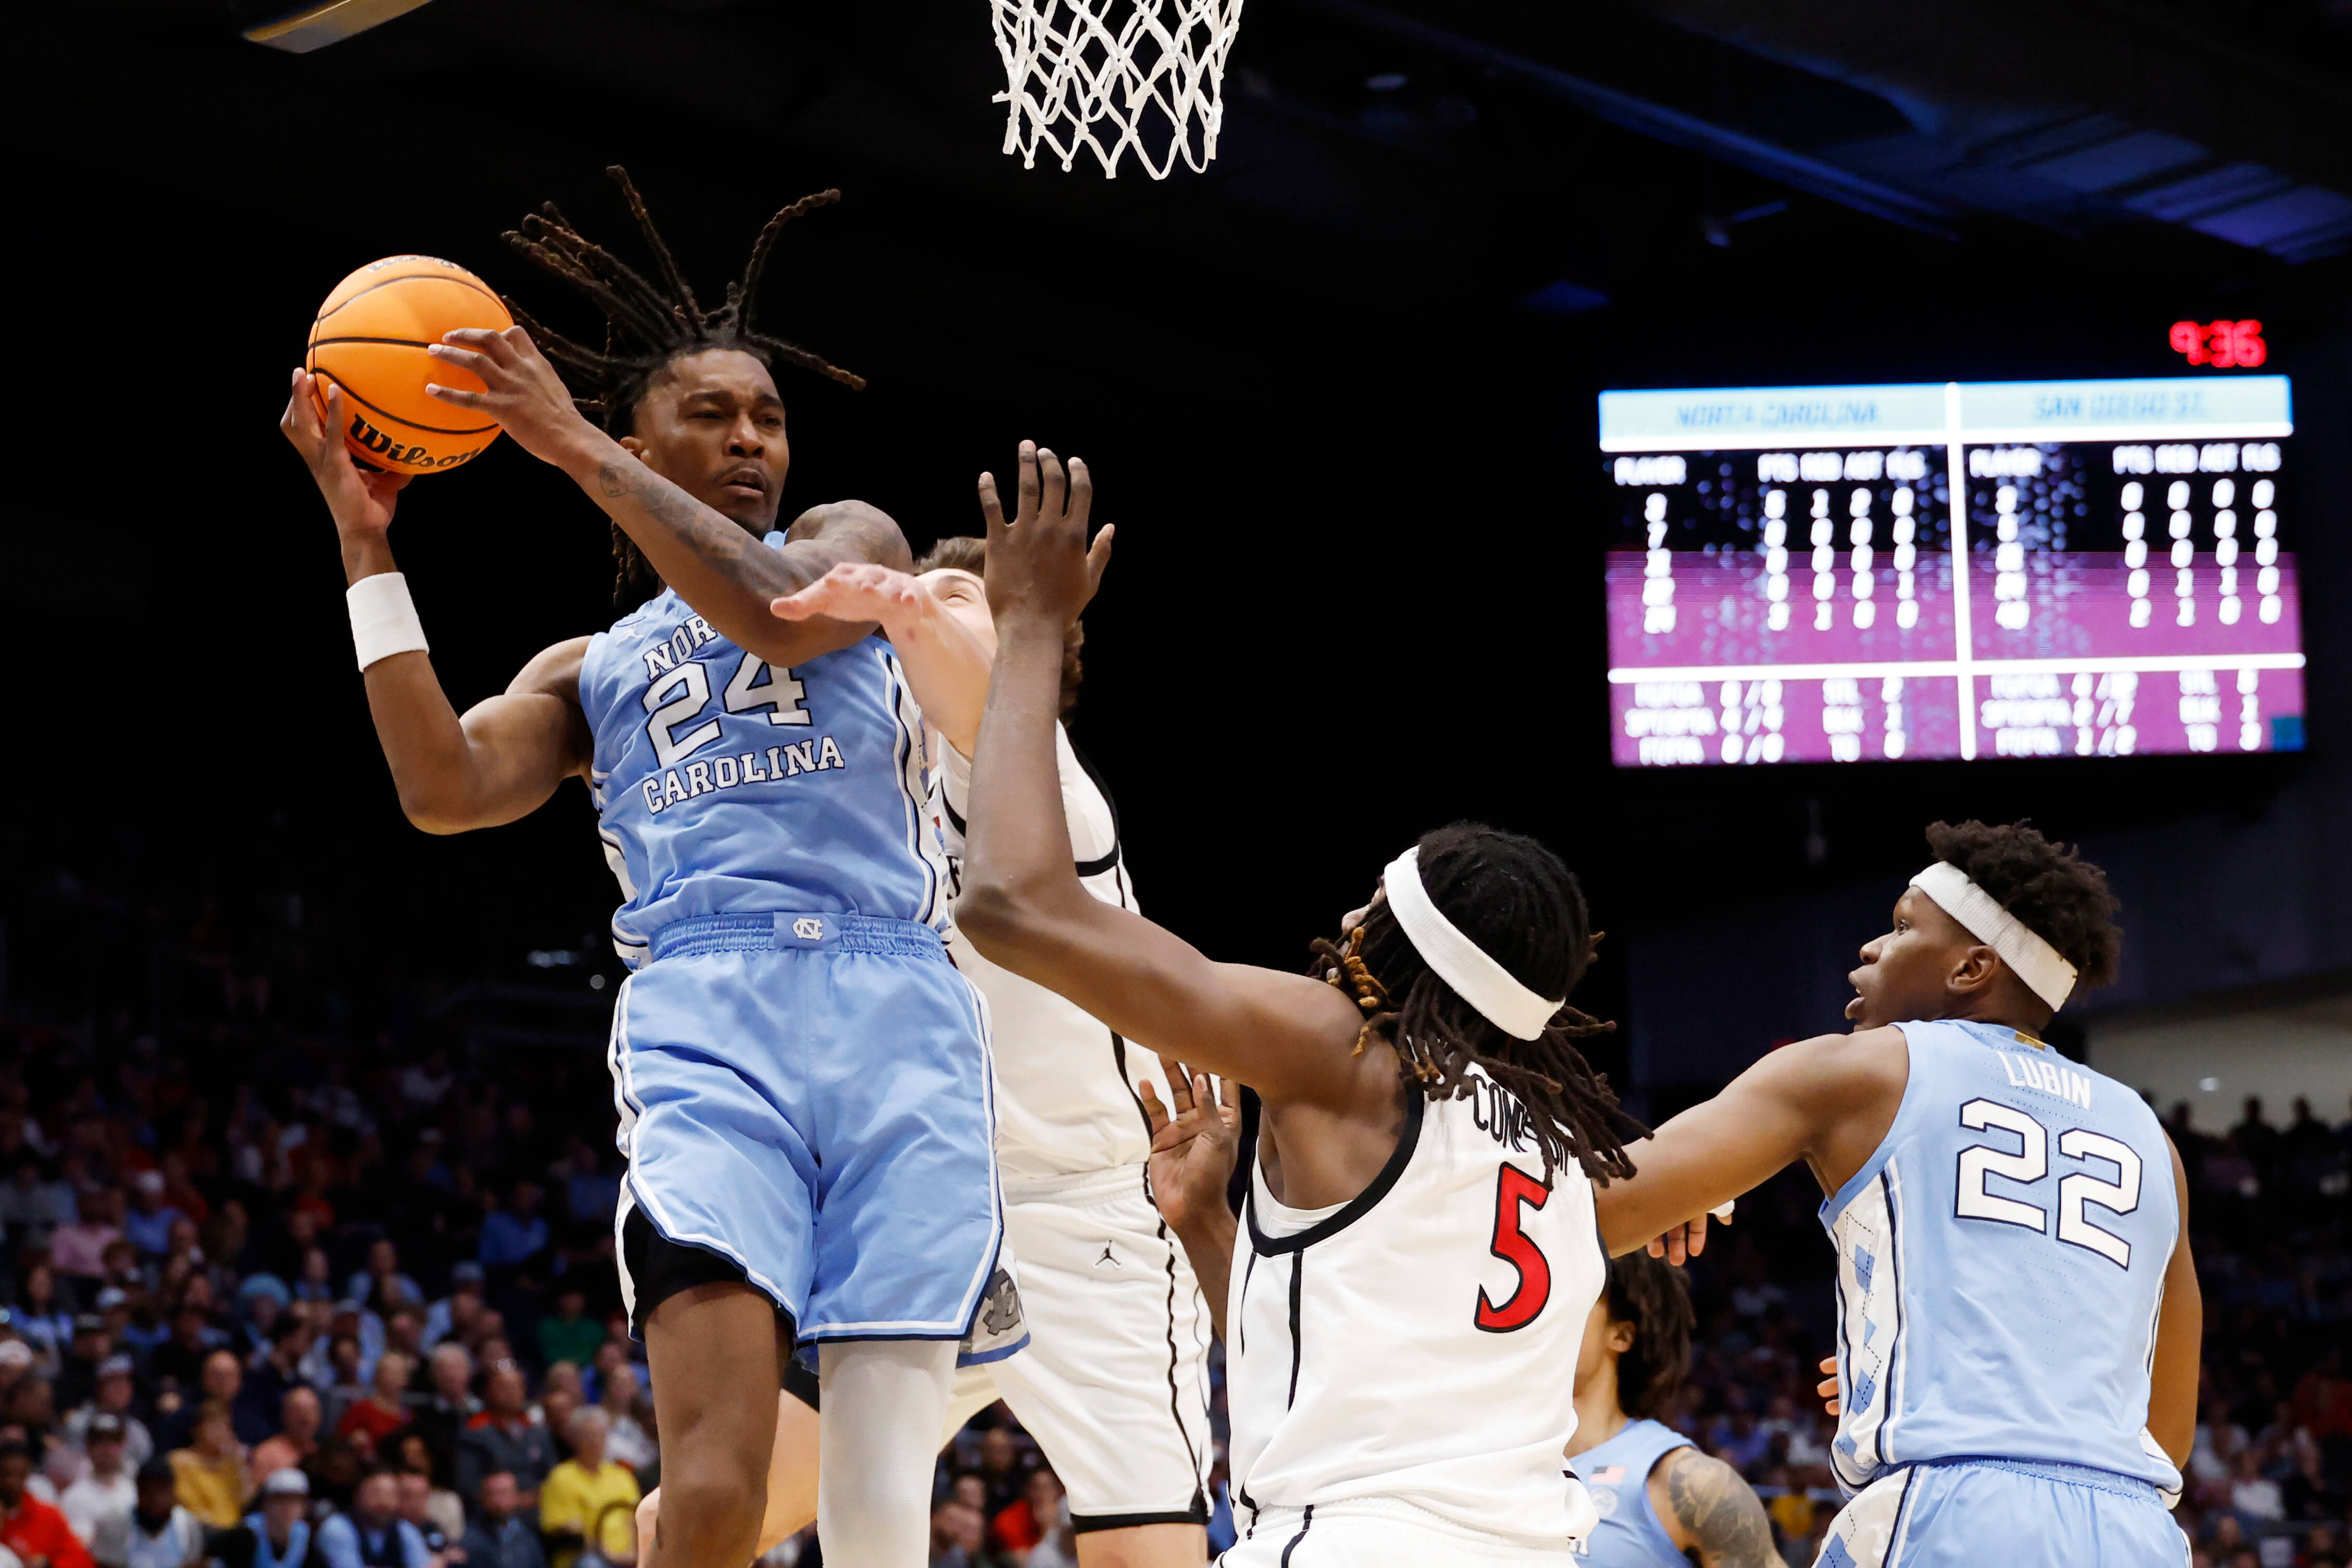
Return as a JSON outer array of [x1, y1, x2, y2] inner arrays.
[[1381, 846, 1564, 1041], [1909, 862, 2078, 1011]]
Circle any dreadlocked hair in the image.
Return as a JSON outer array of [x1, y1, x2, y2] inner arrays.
[[1305, 822, 1647, 1188], [502, 166, 866, 612], [912, 534, 1086, 718], [1601, 1251, 1696, 1420], [1924, 819, 2123, 992]]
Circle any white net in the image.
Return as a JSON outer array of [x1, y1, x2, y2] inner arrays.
[[990, 0, 1247, 179]]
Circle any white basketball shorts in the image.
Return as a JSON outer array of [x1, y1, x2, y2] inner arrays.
[[1219, 1498, 1577, 1567], [949, 1165, 1216, 1531]]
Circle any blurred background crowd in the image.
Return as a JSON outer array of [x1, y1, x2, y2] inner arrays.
[[3, 820, 2348, 1568]]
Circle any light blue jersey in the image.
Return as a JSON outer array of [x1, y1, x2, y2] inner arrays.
[[1822, 1019, 2181, 1498], [579, 531, 947, 967], [1573, 1418, 1691, 1567], [578, 534, 1006, 1352]]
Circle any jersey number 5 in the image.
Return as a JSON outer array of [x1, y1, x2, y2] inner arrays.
[[1475, 1164, 1552, 1333]]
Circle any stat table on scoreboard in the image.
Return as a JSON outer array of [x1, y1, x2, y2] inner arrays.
[[1600, 377, 2305, 767]]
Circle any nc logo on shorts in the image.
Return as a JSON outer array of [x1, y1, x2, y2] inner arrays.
[[792, 917, 825, 940]]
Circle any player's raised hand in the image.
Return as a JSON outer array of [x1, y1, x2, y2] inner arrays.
[[424, 326, 596, 467], [771, 562, 928, 635], [1140, 1066, 1238, 1233], [979, 440, 1113, 627], [1816, 1355, 1841, 1416], [282, 370, 410, 539]]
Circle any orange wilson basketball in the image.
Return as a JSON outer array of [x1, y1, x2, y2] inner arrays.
[[305, 256, 513, 476]]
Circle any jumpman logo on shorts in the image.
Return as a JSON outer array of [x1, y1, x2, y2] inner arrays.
[[1095, 1240, 1122, 1268]]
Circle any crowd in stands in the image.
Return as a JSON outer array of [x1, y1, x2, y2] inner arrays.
[[3, 864, 2349, 1567]]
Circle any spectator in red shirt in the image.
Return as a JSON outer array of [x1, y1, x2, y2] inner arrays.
[[339, 1352, 415, 1457], [0, 1438, 93, 1568], [988, 1467, 1064, 1559]]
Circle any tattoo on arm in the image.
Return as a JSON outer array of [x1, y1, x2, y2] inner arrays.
[[1664, 1452, 1779, 1568]]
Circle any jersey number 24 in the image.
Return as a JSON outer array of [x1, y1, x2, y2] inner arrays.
[[643, 653, 810, 767]]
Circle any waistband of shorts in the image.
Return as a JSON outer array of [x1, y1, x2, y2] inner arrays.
[[1244, 1497, 1571, 1556], [1001, 1164, 1150, 1206], [1908, 1455, 2162, 1501], [647, 911, 946, 963]]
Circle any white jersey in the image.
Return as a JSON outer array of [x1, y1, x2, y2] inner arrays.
[[1229, 1068, 1606, 1544], [933, 727, 1152, 1180]]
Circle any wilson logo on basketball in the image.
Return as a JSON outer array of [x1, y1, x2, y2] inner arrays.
[[346, 413, 485, 471]]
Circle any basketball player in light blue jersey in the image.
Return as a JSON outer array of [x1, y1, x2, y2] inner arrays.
[[278, 171, 1012, 1568], [1567, 1254, 1775, 1568], [1594, 822, 2200, 1568]]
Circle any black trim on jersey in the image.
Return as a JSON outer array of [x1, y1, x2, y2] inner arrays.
[[1876, 1167, 1903, 1470], [1071, 1505, 1210, 1535], [1244, 1089, 1426, 1257], [1285, 1254, 1304, 1407], [938, 741, 1123, 880], [1883, 1467, 1918, 1557], [1277, 1504, 1314, 1566]]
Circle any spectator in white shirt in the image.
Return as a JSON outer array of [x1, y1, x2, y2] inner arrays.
[[60, 1418, 136, 1568], [122, 1461, 205, 1568]]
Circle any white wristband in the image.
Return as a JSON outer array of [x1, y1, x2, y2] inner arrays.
[[349, 572, 430, 671]]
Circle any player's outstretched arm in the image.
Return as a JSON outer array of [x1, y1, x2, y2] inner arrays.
[[2146, 1135, 2202, 1467], [424, 327, 906, 668], [956, 444, 1372, 1107], [773, 563, 993, 756], [283, 371, 591, 833], [1594, 1029, 1907, 1256], [1652, 1449, 1779, 1568]]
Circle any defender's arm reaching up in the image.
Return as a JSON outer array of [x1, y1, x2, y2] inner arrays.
[[953, 444, 1384, 1116]]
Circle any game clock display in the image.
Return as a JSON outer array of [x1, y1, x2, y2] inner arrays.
[[1601, 378, 2305, 767]]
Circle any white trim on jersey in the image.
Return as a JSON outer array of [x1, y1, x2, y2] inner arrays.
[[1829, 1167, 1908, 1492], [876, 646, 947, 928], [1818, 1466, 1921, 1568]]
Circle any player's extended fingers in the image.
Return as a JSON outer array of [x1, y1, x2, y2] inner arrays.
[[426, 342, 500, 384], [1137, 1078, 1172, 1137], [442, 326, 517, 363], [1067, 457, 1092, 531], [1086, 524, 1115, 594], [424, 382, 490, 409], [1819, 1356, 1837, 1376], [281, 370, 320, 444], [1163, 1066, 1199, 1117], [978, 474, 1008, 537], [1037, 447, 1067, 525], [1683, 1214, 1710, 1258], [1016, 440, 1041, 525]]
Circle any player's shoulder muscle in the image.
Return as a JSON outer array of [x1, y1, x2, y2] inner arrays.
[[508, 634, 593, 703]]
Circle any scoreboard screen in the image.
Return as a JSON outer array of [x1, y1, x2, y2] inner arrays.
[[1601, 377, 2305, 767]]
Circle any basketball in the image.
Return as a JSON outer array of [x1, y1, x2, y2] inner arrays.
[[305, 255, 514, 476]]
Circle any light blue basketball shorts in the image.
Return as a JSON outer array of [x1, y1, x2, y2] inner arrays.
[[606, 910, 1015, 1352], [1817, 1458, 2187, 1568]]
